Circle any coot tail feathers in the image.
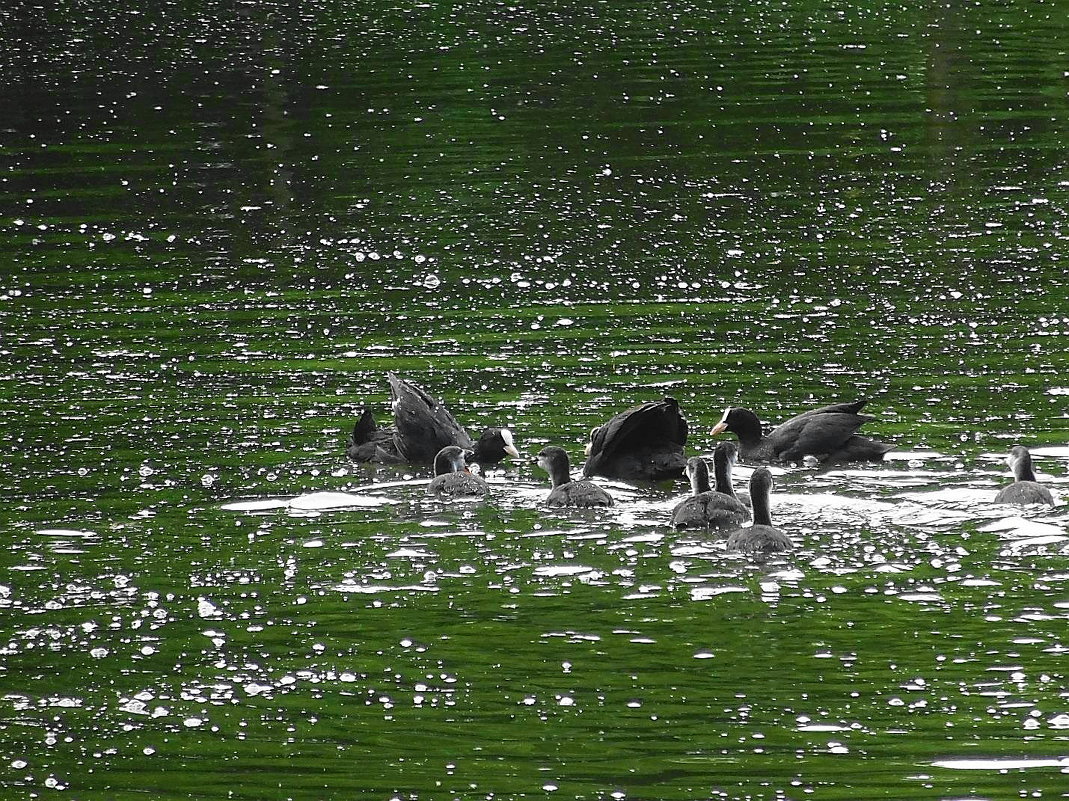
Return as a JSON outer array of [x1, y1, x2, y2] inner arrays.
[[388, 372, 474, 465], [347, 408, 404, 463]]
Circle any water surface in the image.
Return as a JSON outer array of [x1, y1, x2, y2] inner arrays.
[[3, 2, 1069, 799]]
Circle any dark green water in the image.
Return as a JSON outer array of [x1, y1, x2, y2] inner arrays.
[[3, 2, 1069, 799]]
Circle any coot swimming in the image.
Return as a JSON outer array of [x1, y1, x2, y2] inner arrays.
[[711, 400, 891, 463], [670, 444, 750, 531], [536, 446, 614, 508], [348, 374, 519, 467], [725, 467, 792, 553], [426, 445, 489, 498], [994, 445, 1054, 505]]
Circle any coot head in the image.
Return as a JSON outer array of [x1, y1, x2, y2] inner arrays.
[[749, 465, 774, 498], [713, 439, 739, 465], [535, 446, 572, 487], [583, 426, 601, 456], [711, 407, 763, 439], [472, 427, 521, 465], [685, 456, 712, 495], [432, 445, 474, 477], [1006, 444, 1037, 481]]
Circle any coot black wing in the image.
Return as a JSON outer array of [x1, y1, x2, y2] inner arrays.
[[767, 412, 872, 462], [790, 400, 868, 419], [584, 397, 688, 479], [831, 434, 894, 462], [389, 373, 474, 464]]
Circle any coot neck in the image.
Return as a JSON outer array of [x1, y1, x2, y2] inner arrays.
[[751, 483, 772, 527], [713, 452, 736, 496], [1013, 452, 1037, 482], [730, 409, 766, 449], [547, 458, 571, 488], [690, 461, 712, 495], [433, 450, 462, 477]]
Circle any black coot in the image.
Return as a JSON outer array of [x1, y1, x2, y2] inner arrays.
[[349, 374, 519, 467], [711, 400, 891, 463], [670, 443, 750, 531], [426, 446, 489, 497], [584, 397, 688, 481], [994, 445, 1054, 505], [389, 372, 474, 464], [346, 408, 404, 463], [725, 467, 792, 553], [536, 446, 613, 508]]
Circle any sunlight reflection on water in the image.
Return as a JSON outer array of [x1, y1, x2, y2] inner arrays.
[[932, 756, 1069, 771], [5, 3, 1069, 798]]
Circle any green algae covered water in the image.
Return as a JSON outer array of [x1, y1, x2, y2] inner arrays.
[[3, 2, 1069, 799]]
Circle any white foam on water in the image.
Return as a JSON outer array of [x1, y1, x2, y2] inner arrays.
[[932, 755, 1069, 770], [221, 492, 396, 513]]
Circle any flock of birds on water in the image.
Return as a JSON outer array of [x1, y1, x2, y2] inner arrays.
[[345, 373, 1056, 556]]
